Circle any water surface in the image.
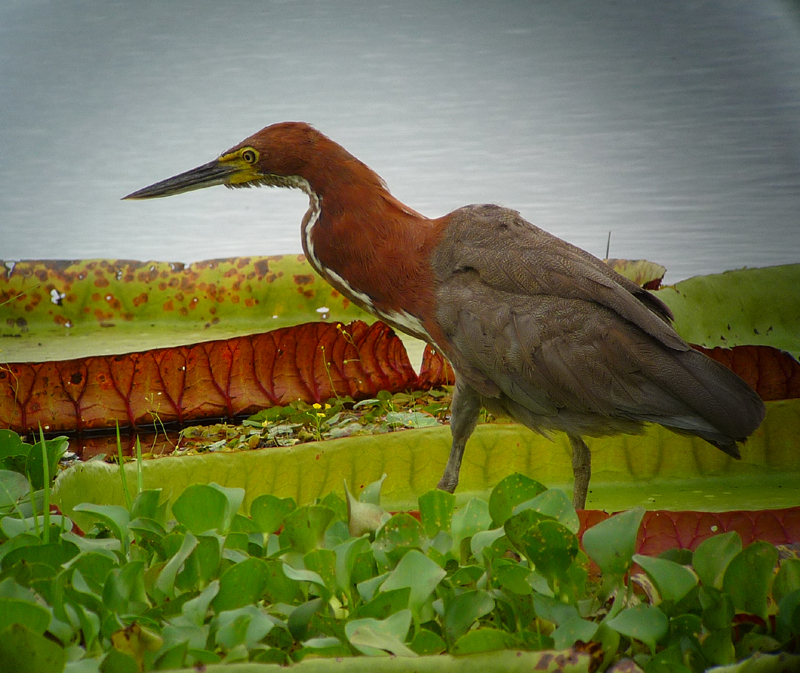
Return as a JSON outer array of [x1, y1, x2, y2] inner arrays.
[[1, 0, 799, 282]]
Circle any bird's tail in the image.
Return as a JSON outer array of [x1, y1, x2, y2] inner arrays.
[[641, 347, 766, 456]]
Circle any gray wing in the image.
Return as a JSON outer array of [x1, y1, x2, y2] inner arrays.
[[431, 205, 764, 445]]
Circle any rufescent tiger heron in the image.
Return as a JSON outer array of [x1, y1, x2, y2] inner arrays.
[[125, 122, 766, 509]]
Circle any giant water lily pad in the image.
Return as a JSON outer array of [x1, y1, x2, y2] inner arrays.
[[656, 265, 800, 357], [53, 398, 800, 526], [0, 256, 371, 362]]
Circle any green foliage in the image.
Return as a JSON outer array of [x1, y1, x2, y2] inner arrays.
[[1, 440, 799, 671]]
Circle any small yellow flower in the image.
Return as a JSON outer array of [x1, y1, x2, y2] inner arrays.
[[312, 403, 322, 409], [317, 412, 326, 418]]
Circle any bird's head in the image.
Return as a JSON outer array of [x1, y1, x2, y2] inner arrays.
[[124, 122, 323, 200]]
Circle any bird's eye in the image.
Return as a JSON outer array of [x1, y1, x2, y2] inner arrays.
[[241, 149, 257, 164]]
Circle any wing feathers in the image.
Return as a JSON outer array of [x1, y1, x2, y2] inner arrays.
[[432, 204, 765, 448]]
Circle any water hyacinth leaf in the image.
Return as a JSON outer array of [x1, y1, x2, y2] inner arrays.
[[103, 561, 148, 614], [25, 436, 68, 490], [2, 540, 78, 571], [488, 473, 548, 527], [0, 469, 30, 507], [702, 627, 735, 667], [1, 515, 73, 539], [209, 483, 245, 533], [214, 605, 274, 649], [551, 616, 599, 649], [359, 473, 387, 505], [249, 494, 296, 534], [71, 552, 117, 594], [0, 598, 51, 634], [0, 623, 66, 673], [129, 489, 164, 523], [516, 519, 578, 585], [532, 594, 580, 627], [582, 507, 644, 577], [100, 648, 139, 673], [213, 557, 269, 612], [632, 554, 697, 604], [511, 488, 580, 534], [160, 623, 209, 656], [334, 535, 372, 595], [171, 484, 229, 535], [0, 430, 27, 459], [470, 527, 506, 562], [493, 561, 532, 595], [153, 642, 188, 671], [263, 558, 301, 604], [180, 580, 220, 627], [72, 503, 130, 546], [606, 603, 668, 655], [409, 628, 447, 655], [451, 498, 492, 547], [109, 622, 163, 670], [776, 589, 800, 642], [283, 505, 335, 554], [345, 609, 416, 657], [451, 627, 517, 655], [345, 481, 388, 537], [444, 590, 495, 644], [358, 573, 391, 604], [286, 598, 325, 641], [692, 531, 742, 590], [374, 513, 424, 554], [418, 489, 455, 538], [699, 587, 735, 631], [156, 533, 197, 598], [722, 541, 779, 622], [283, 564, 326, 588], [380, 550, 446, 620], [354, 587, 411, 620], [773, 558, 800, 605], [304, 548, 338, 596]]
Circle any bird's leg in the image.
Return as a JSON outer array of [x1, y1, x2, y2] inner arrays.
[[438, 379, 482, 493], [568, 435, 591, 510]]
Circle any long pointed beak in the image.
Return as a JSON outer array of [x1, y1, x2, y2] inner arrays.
[[123, 159, 239, 200]]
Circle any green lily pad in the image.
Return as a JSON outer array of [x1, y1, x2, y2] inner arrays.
[[0, 256, 372, 362], [656, 265, 800, 357], [53, 397, 800, 518]]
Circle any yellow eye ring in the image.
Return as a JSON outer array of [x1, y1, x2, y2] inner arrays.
[[242, 149, 258, 164]]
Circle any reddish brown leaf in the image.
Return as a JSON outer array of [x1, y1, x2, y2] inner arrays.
[[693, 344, 800, 400], [578, 507, 800, 556], [0, 320, 416, 434], [418, 344, 455, 388]]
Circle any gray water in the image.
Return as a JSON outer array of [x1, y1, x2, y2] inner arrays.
[[2, 0, 799, 283]]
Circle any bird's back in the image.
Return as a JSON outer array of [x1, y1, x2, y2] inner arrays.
[[430, 204, 765, 453]]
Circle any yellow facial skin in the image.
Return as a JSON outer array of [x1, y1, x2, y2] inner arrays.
[[218, 147, 261, 186]]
